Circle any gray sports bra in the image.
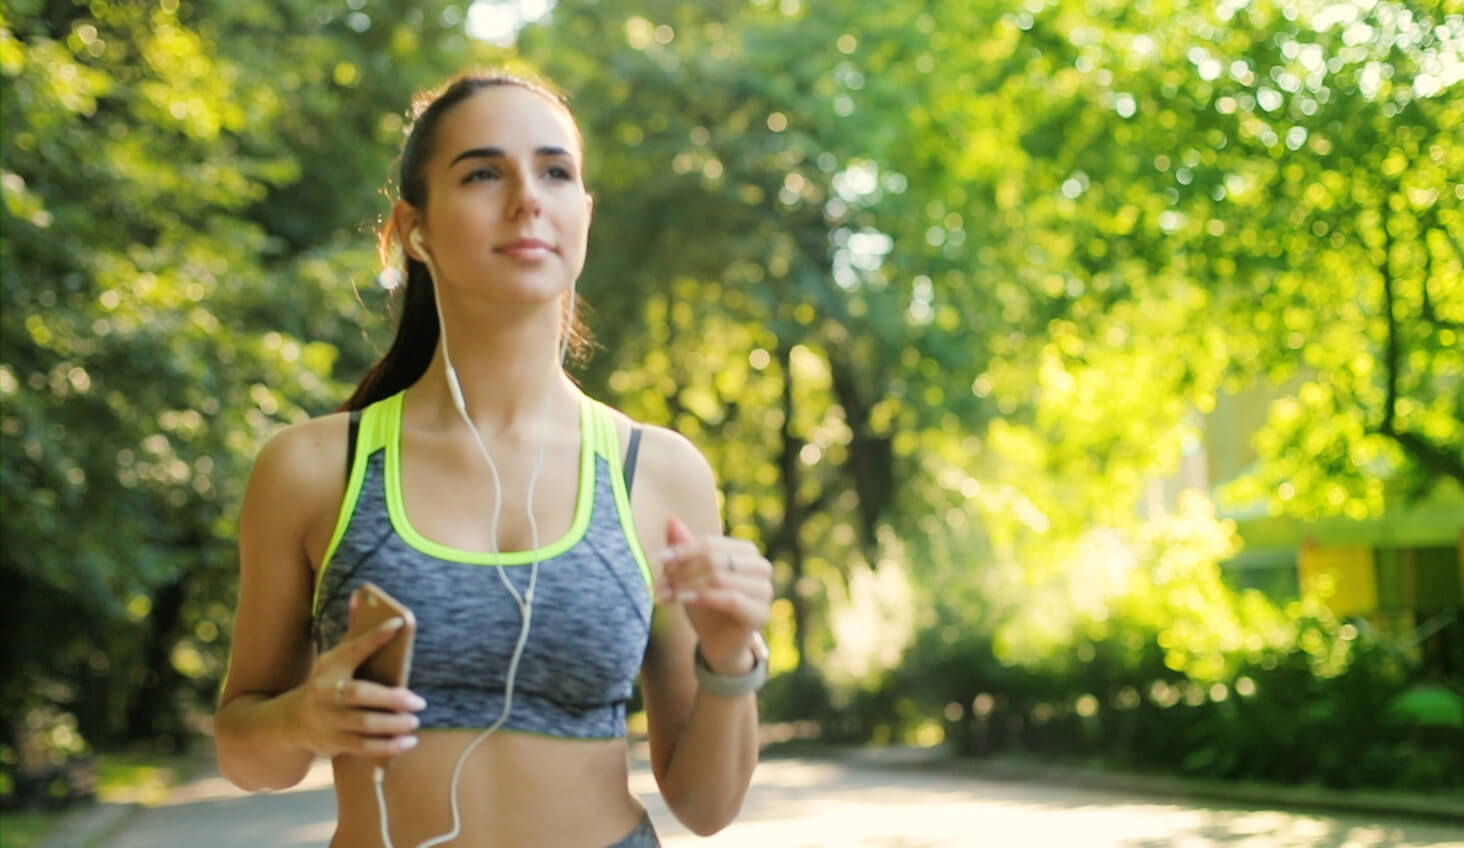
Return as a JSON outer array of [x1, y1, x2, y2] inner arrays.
[[311, 391, 654, 738]]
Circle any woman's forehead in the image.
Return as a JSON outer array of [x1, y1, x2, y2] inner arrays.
[[434, 86, 581, 162]]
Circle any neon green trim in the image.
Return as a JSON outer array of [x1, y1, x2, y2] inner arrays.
[[313, 401, 394, 614], [384, 393, 596, 564], [416, 727, 622, 740], [594, 402, 655, 590]]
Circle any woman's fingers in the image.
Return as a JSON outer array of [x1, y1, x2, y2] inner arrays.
[[682, 571, 774, 604], [354, 734, 421, 758], [312, 682, 422, 759], [310, 665, 419, 711], [341, 614, 409, 666], [302, 666, 425, 759], [344, 704, 421, 737], [341, 680, 427, 714], [330, 731, 420, 759], [661, 537, 760, 565], [661, 546, 772, 596], [680, 587, 769, 628]]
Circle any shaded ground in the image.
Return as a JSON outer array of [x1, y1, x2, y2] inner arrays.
[[95, 751, 1464, 848]]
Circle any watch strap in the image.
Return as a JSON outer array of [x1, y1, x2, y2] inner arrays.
[[693, 640, 768, 697]]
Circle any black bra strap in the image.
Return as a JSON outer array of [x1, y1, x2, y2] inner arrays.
[[345, 409, 362, 482], [623, 426, 643, 493]]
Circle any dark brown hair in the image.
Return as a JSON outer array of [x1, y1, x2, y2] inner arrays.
[[340, 70, 591, 412]]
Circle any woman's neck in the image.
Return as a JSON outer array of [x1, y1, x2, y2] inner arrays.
[[416, 300, 577, 435]]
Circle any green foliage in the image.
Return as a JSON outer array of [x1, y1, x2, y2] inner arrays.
[[3, 0, 1460, 804], [521, 0, 987, 665], [749, 0, 1464, 793], [0, 0, 470, 777], [0, 811, 59, 848], [789, 491, 1463, 790], [1388, 683, 1464, 729], [840, 576, 1463, 791]]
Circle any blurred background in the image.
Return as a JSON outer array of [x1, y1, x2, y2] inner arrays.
[[2, 0, 1462, 831]]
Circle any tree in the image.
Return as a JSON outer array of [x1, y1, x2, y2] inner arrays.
[[945, 0, 1464, 522], [517, 0, 1008, 680], [0, 0, 470, 760]]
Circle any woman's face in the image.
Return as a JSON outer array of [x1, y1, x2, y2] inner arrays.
[[410, 85, 591, 306]]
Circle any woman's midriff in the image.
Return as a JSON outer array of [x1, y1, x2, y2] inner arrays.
[[329, 730, 647, 848]]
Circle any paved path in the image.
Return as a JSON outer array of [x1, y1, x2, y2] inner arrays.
[[100, 753, 1464, 848]]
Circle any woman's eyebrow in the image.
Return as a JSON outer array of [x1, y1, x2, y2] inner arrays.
[[449, 146, 574, 166]]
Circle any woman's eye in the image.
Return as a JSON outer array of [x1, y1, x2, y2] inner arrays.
[[464, 168, 499, 183], [546, 166, 573, 180]]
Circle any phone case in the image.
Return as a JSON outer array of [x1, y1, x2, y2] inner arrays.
[[347, 582, 416, 688]]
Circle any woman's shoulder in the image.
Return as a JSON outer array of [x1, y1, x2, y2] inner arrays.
[[238, 411, 357, 562], [248, 411, 354, 501], [595, 401, 717, 499]]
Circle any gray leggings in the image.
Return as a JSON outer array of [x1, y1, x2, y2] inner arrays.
[[605, 815, 660, 848]]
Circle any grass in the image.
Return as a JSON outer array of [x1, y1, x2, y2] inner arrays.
[[1, 811, 61, 848], [95, 751, 200, 805], [1, 747, 208, 847]]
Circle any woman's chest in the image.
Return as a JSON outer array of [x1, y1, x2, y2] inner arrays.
[[398, 438, 584, 555]]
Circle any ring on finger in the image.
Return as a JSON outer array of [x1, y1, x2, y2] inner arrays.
[[334, 676, 349, 704]]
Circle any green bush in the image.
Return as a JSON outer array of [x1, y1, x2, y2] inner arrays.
[[851, 602, 1464, 792]]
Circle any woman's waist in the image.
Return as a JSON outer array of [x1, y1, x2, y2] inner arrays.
[[410, 683, 632, 737], [331, 731, 643, 848]]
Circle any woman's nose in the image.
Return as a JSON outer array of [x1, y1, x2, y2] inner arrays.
[[508, 174, 542, 218]]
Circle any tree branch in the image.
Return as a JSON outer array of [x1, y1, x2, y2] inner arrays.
[[1381, 222, 1400, 435], [1374, 210, 1464, 487], [1436, 214, 1464, 266], [1372, 422, 1464, 487], [1422, 218, 1464, 331]]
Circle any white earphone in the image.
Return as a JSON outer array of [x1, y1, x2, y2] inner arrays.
[[408, 228, 469, 414], [369, 227, 557, 848]]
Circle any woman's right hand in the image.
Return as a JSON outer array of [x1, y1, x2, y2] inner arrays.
[[291, 603, 426, 759]]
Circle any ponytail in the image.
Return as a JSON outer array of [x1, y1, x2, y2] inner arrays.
[[337, 257, 439, 412]]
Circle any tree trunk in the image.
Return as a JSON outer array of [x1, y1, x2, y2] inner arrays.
[[829, 354, 894, 556], [775, 341, 810, 670], [123, 575, 189, 750]]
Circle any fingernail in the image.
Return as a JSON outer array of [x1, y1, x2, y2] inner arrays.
[[658, 548, 676, 563], [408, 695, 427, 711], [386, 617, 404, 630], [677, 590, 699, 603], [403, 736, 419, 750]]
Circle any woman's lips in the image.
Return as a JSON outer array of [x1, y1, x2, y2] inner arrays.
[[496, 239, 554, 260]]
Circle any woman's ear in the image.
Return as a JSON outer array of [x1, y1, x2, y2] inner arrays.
[[392, 200, 425, 262]]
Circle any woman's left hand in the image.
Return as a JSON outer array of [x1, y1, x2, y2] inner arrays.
[[657, 516, 774, 674]]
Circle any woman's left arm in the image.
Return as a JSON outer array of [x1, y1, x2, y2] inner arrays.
[[635, 428, 773, 836]]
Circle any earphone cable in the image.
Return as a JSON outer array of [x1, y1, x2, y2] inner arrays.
[[371, 240, 570, 848]]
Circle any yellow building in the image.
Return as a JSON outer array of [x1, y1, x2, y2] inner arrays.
[[1177, 388, 1464, 672]]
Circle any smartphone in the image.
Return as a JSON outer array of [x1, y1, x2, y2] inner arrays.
[[346, 582, 416, 688]]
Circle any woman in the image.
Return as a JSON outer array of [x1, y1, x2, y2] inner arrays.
[[215, 70, 773, 848]]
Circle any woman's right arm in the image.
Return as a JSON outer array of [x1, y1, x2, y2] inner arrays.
[[214, 420, 422, 791]]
